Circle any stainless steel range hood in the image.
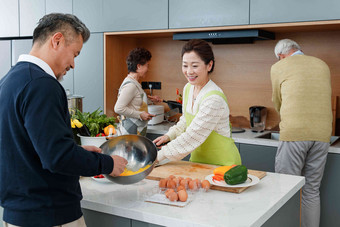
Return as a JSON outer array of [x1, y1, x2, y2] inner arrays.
[[173, 29, 275, 44]]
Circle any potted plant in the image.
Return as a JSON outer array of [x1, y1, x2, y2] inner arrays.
[[71, 108, 117, 147]]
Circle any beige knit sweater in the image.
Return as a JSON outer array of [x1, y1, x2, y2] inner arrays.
[[270, 55, 332, 142]]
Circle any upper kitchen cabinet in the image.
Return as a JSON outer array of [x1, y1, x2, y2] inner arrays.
[[11, 39, 32, 66], [46, 0, 72, 14], [0, 0, 19, 37], [250, 0, 340, 24], [73, 33, 104, 113], [169, 0, 249, 29], [0, 41, 11, 79], [20, 0, 45, 36], [73, 0, 168, 33]]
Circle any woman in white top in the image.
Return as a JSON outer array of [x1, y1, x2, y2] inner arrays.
[[154, 39, 241, 166], [114, 47, 159, 136]]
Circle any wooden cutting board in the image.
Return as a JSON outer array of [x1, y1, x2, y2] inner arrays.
[[146, 161, 266, 193]]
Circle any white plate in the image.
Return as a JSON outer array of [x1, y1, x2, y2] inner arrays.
[[91, 176, 113, 183], [205, 174, 260, 188]]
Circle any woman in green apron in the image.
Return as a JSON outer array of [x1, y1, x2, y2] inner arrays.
[[154, 39, 241, 166], [114, 48, 158, 136]]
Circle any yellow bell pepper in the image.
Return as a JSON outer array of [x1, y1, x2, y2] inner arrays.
[[213, 166, 234, 176]]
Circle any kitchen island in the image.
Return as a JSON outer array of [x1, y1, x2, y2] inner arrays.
[[146, 123, 340, 227], [80, 172, 304, 227]]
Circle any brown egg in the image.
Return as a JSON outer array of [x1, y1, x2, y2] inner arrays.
[[178, 177, 183, 182], [159, 179, 167, 189], [201, 180, 211, 191], [176, 185, 185, 192], [180, 179, 188, 189], [168, 175, 175, 180], [166, 179, 177, 189], [168, 192, 178, 202], [173, 177, 180, 187], [188, 180, 198, 191], [185, 177, 192, 182], [178, 189, 188, 202], [165, 189, 175, 198], [194, 179, 202, 188]]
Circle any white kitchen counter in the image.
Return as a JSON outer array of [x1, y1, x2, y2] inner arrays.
[[146, 122, 340, 154], [80, 173, 304, 227]]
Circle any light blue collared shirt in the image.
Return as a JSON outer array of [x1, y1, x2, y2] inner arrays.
[[291, 50, 304, 56], [17, 54, 56, 79]]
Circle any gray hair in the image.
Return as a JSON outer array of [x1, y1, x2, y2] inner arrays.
[[274, 39, 301, 59], [33, 13, 90, 45]]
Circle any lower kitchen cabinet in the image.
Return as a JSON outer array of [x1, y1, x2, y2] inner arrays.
[[131, 220, 162, 227], [320, 153, 340, 227], [239, 143, 276, 172], [235, 142, 240, 151], [0, 206, 3, 227], [82, 209, 163, 227]]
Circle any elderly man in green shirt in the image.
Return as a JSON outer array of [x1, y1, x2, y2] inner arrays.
[[270, 39, 332, 227]]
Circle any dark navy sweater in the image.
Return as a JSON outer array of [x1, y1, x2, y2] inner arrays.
[[0, 62, 113, 226]]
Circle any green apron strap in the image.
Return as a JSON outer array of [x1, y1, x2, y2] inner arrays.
[[182, 84, 241, 166], [197, 90, 233, 137]]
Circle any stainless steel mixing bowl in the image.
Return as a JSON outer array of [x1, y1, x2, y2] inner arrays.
[[100, 134, 157, 184]]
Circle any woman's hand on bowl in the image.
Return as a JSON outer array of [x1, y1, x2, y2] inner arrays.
[[153, 135, 170, 147], [110, 155, 128, 177]]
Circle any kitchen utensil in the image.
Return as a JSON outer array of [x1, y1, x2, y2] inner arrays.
[[163, 100, 182, 113], [67, 90, 84, 112], [249, 106, 267, 132], [148, 105, 164, 125], [100, 135, 157, 184], [149, 83, 153, 96], [164, 108, 180, 122], [146, 161, 266, 193]]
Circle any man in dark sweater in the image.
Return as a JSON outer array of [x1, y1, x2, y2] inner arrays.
[[0, 13, 127, 227]]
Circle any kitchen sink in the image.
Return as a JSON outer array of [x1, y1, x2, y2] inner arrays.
[[256, 132, 340, 145], [256, 132, 280, 140]]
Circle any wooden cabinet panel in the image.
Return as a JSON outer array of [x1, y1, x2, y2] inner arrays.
[[250, 0, 340, 24], [73, 0, 168, 33], [20, 0, 45, 36], [74, 33, 104, 113], [169, 0, 249, 29], [0, 0, 19, 37]]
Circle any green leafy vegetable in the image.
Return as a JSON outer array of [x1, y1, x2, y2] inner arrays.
[[71, 108, 116, 137]]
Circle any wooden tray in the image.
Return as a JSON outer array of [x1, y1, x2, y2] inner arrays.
[[147, 161, 266, 193]]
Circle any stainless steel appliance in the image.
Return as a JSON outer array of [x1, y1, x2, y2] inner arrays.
[[249, 106, 267, 132], [66, 89, 84, 113]]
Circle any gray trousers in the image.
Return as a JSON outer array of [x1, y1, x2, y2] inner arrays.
[[275, 141, 329, 227]]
